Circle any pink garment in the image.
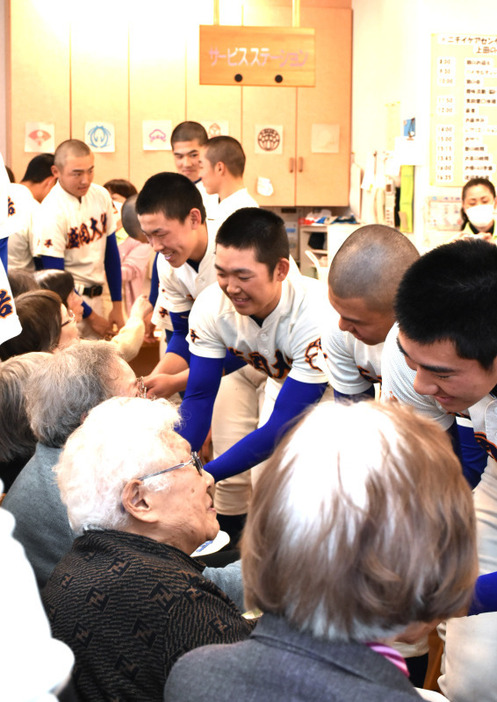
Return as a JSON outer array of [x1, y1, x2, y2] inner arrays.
[[118, 236, 151, 315]]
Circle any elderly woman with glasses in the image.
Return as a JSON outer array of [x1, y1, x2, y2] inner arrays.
[[165, 401, 478, 702], [42, 396, 253, 702]]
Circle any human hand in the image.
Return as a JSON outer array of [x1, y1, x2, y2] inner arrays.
[[108, 302, 125, 331], [129, 295, 153, 321], [87, 310, 111, 337], [143, 373, 180, 399]]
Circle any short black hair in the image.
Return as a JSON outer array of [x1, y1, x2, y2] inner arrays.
[[21, 153, 54, 183], [171, 121, 208, 147], [216, 208, 289, 275], [204, 136, 245, 177], [395, 239, 497, 369], [135, 172, 206, 223]]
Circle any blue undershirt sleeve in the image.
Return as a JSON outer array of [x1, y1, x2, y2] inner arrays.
[[452, 420, 488, 489], [0, 238, 7, 271], [104, 233, 122, 301], [177, 354, 225, 450], [205, 377, 328, 482], [166, 310, 191, 363], [469, 571, 497, 615], [40, 254, 65, 270], [148, 253, 159, 307]]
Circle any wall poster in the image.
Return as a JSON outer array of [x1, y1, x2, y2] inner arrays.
[[430, 34, 497, 186]]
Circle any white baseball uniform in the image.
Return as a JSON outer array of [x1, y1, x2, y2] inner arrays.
[[5, 183, 39, 271], [0, 154, 22, 344], [36, 181, 116, 291]]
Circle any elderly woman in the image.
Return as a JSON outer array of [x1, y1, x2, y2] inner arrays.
[[0, 352, 49, 491], [164, 401, 477, 702], [42, 396, 253, 702], [3, 340, 138, 588]]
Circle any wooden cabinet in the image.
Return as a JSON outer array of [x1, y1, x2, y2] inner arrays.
[[8, 1, 351, 202], [242, 5, 352, 206]]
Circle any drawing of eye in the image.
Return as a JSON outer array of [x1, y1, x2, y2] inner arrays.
[[28, 129, 51, 146]]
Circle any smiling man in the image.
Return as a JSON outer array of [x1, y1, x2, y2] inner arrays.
[[384, 238, 497, 702], [178, 207, 328, 483]]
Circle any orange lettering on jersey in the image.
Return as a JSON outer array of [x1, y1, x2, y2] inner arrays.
[[474, 431, 497, 462], [190, 329, 200, 343], [357, 365, 381, 384], [304, 338, 323, 370], [7, 197, 15, 217], [0, 289, 14, 318]]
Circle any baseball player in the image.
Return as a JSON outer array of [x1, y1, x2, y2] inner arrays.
[[384, 239, 497, 700], [36, 139, 124, 337], [178, 207, 328, 482]]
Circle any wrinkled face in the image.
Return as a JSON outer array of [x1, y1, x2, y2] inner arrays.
[[67, 290, 84, 323], [53, 153, 94, 199], [112, 357, 140, 397], [58, 304, 79, 350], [397, 331, 497, 413], [198, 148, 221, 195], [328, 290, 394, 346], [173, 139, 202, 181], [151, 444, 219, 553], [138, 210, 203, 267], [215, 245, 284, 320]]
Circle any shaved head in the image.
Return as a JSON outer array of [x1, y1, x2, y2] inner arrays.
[[54, 139, 91, 170], [328, 225, 419, 311]]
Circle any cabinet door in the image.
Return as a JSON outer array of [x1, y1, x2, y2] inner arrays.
[[296, 7, 352, 206], [70, 1, 129, 186], [241, 3, 296, 206], [129, 0, 187, 189], [9, 0, 70, 178], [186, 0, 242, 140]]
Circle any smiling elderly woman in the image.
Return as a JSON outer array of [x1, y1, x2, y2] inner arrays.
[[42, 396, 253, 702]]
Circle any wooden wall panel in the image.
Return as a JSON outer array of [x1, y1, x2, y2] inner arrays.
[[129, 2, 187, 190], [296, 7, 352, 205], [186, 0, 242, 140], [9, 0, 70, 179], [70, 2, 129, 186], [242, 3, 296, 205]]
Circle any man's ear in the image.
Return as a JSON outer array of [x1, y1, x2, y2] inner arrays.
[[121, 479, 156, 523], [51, 164, 60, 179], [274, 258, 290, 282], [189, 208, 203, 229], [215, 161, 225, 176]]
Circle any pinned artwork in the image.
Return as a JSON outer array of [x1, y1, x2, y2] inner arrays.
[[255, 125, 283, 154], [311, 124, 339, 154], [143, 120, 172, 150], [24, 122, 55, 153], [202, 120, 229, 138], [85, 122, 115, 152]]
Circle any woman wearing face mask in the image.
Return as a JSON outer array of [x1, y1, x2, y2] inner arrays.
[[460, 177, 496, 239]]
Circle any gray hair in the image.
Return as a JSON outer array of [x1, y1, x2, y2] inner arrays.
[[55, 397, 184, 533], [27, 341, 131, 447], [0, 352, 50, 461], [242, 401, 477, 643]]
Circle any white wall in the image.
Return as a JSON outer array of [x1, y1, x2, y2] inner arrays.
[[352, 0, 497, 247]]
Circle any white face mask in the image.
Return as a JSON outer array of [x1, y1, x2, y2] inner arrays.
[[465, 203, 495, 229]]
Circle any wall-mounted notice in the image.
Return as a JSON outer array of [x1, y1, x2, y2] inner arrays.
[[430, 34, 497, 186]]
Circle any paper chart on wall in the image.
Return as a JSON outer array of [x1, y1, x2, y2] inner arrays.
[[430, 34, 497, 186]]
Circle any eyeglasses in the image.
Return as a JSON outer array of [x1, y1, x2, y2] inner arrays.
[[136, 451, 203, 482], [61, 309, 76, 327]]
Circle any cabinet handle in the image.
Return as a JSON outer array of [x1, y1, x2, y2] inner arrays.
[[298, 157, 303, 172], [289, 157, 295, 173]]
